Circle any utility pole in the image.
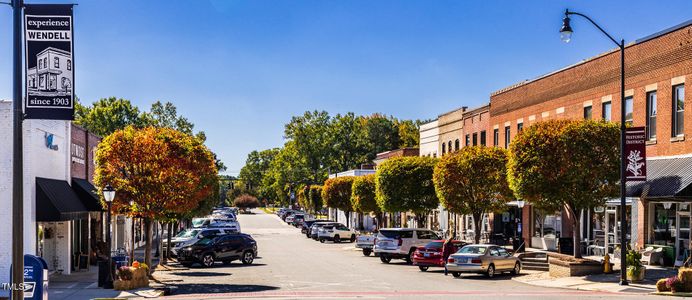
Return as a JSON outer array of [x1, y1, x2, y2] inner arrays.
[[11, 0, 25, 298]]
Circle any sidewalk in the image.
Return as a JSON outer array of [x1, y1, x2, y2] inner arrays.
[[513, 266, 677, 294]]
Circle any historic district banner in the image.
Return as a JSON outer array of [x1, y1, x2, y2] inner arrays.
[[24, 4, 75, 120], [625, 127, 647, 181]]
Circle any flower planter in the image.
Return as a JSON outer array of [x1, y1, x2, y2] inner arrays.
[[626, 266, 646, 282], [548, 253, 606, 277], [113, 267, 150, 290]]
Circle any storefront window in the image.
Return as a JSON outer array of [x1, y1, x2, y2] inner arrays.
[[653, 203, 677, 246], [533, 209, 561, 238]]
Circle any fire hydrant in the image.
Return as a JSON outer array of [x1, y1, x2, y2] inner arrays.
[[603, 253, 612, 274]]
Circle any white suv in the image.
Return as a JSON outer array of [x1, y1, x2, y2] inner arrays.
[[317, 223, 357, 243], [374, 228, 441, 264]]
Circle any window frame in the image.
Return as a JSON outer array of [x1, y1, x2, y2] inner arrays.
[[646, 91, 657, 140], [584, 105, 592, 119], [504, 126, 511, 149], [480, 130, 486, 146], [673, 84, 685, 137], [602, 101, 612, 121], [472, 133, 478, 146], [625, 96, 634, 126], [493, 128, 499, 147]]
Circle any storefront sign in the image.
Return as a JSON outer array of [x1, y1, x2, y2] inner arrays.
[[24, 4, 75, 120], [71, 143, 85, 164], [625, 127, 647, 181]]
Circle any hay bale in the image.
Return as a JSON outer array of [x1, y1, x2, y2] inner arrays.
[[679, 268, 692, 292], [657, 278, 670, 292]]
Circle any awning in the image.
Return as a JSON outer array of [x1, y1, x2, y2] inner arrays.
[[36, 177, 87, 222], [71, 177, 103, 211], [627, 156, 692, 200]]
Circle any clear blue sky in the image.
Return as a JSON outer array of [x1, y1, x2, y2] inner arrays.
[[1, 0, 691, 175]]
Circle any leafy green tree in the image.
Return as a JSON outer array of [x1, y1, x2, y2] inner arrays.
[[322, 177, 356, 224], [263, 141, 311, 206], [308, 185, 324, 214], [239, 148, 280, 198], [507, 120, 619, 258], [351, 174, 381, 229], [433, 146, 513, 243], [74, 97, 146, 137], [143, 101, 196, 135], [362, 114, 400, 161], [285, 110, 332, 183], [395, 119, 422, 148], [375, 156, 438, 227], [328, 113, 369, 172]]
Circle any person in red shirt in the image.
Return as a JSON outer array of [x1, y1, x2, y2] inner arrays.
[[442, 230, 456, 276]]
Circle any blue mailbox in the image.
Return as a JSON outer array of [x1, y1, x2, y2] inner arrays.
[[10, 254, 48, 300]]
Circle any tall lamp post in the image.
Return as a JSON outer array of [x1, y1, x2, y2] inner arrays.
[[560, 9, 628, 285], [103, 184, 116, 288], [130, 200, 135, 265]]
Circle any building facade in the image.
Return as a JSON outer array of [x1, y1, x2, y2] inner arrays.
[[419, 119, 439, 158], [437, 107, 466, 156]]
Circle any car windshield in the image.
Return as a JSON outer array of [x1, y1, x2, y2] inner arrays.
[[195, 236, 217, 246], [457, 246, 487, 254], [177, 229, 199, 238], [424, 241, 444, 249], [192, 219, 207, 227]]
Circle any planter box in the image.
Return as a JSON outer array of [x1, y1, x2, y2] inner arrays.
[[548, 255, 606, 277], [113, 267, 150, 290]]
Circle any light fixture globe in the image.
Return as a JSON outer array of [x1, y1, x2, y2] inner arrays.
[[560, 15, 573, 43], [516, 200, 525, 209], [103, 184, 116, 203]]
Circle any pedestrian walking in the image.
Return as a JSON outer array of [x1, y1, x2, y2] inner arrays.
[[442, 230, 456, 276]]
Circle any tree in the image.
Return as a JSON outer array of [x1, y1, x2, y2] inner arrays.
[[362, 114, 400, 161], [234, 194, 260, 211], [308, 185, 323, 214], [94, 126, 218, 268], [284, 110, 332, 183], [328, 113, 369, 172], [297, 185, 309, 211], [143, 101, 195, 135], [375, 156, 438, 227], [74, 97, 146, 137], [351, 174, 381, 229], [395, 119, 421, 148], [507, 119, 619, 258], [239, 148, 280, 199], [322, 177, 356, 224], [433, 146, 513, 243], [263, 141, 311, 206]]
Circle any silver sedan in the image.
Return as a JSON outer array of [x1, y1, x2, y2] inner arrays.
[[445, 244, 521, 278]]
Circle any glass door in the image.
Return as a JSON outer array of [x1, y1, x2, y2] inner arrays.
[[605, 208, 617, 254], [676, 212, 690, 266]]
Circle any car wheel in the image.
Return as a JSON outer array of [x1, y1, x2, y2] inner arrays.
[[241, 251, 255, 265], [511, 262, 521, 275], [418, 266, 429, 272], [452, 272, 461, 278], [350, 234, 356, 243], [380, 255, 392, 264], [334, 235, 341, 243], [202, 254, 215, 268], [486, 264, 495, 278], [320, 238, 326, 243], [222, 260, 232, 265], [405, 249, 415, 265], [362, 249, 372, 256]]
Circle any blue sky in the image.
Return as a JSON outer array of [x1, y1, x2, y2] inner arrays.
[[1, 0, 691, 175]]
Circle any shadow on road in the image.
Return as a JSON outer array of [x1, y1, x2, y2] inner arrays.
[[454, 274, 515, 281], [171, 271, 232, 277], [172, 283, 279, 295]]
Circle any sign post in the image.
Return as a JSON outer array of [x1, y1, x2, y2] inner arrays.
[[625, 127, 647, 182]]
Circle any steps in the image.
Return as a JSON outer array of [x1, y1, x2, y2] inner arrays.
[[519, 252, 549, 271]]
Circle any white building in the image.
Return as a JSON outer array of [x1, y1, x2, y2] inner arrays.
[[27, 47, 72, 96], [419, 119, 439, 158]]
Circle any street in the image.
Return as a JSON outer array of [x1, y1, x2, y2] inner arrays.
[[155, 210, 675, 299]]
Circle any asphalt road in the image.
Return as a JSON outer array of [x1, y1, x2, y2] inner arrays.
[[158, 210, 672, 299]]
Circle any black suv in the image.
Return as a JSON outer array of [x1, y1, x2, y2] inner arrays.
[[177, 233, 258, 268]]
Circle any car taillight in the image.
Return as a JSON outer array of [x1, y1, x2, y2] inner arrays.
[[398, 238, 402, 246], [471, 258, 482, 264], [447, 258, 455, 263]]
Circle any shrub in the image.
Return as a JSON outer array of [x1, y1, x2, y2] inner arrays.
[[234, 194, 260, 209], [322, 177, 355, 212], [679, 268, 692, 292], [657, 278, 670, 292], [117, 266, 134, 281], [666, 276, 684, 292]]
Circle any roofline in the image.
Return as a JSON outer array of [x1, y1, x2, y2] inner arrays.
[[462, 103, 490, 117], [438, 106, 467, 118], [490, 19, 692, 97]]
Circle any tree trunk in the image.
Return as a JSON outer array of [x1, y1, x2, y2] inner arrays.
[[472, 212, 483, 244], [345, 211, 351, 228], [144, 218, 153, 273], [567, 204, 582, 259]]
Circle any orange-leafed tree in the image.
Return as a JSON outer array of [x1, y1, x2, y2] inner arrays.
[[94, 126, 218, 268]]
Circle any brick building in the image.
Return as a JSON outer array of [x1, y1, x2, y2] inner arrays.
[[489, 20, 692, 260]]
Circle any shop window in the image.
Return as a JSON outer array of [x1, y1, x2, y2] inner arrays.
[[602, 102, 612, 121], [584, 105, 592, 119], [652, 203, 677, 247], [673, 84, 685, 137], [533, 209, 561, 238], [647, 91, 657, 140], [625, 96, 634, 126]]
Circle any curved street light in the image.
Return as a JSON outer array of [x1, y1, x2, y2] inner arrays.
[[559, 8, 628, 286], [102, 184, 116, 288]]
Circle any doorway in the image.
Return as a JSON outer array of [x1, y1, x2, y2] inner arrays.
[[676, 211, 690, 266]]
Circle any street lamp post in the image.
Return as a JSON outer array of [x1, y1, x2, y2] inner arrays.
[[560, 9, 628, 285], [130, 200, 135, 265], [103, 184, 116, 288]]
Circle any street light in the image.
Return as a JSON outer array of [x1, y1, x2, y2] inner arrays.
[[103, 184, 115, 288], [129, 200, 135, 265], [560, 8, 628, 285]]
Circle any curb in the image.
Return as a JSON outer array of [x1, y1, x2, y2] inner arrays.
[[511, 274, 654, 295]]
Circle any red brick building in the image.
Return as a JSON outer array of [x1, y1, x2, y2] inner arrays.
[[489, 21, 692, 260]]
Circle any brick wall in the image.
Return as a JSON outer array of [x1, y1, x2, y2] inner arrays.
[[461, 105, 490, 147]]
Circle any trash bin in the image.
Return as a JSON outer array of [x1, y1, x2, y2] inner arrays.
[[97, 260, 109, 287]]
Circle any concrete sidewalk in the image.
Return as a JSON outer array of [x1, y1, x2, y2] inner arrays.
[[513, 267, 677, 294]]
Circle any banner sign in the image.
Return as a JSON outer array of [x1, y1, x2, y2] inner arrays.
[[625, 127, 647, 181], [24, 4, 75, 120]]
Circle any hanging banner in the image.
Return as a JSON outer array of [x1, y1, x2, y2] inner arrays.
[[625, 127, 647, 181], [24, 4, 75, 120]]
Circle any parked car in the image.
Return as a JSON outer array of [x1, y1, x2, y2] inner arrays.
[[318, 223, 357, 243], [282, 210, 301, 222], [177, 233, 258, 268], [310, 221, 338, 240], [192, 217, 241, 232], [412, 240, 467, 271], [168, 227, 238, 257], [445, 244, 521, 278], [292, 214, 313, 227], [302, 219, 333, 235], [374, 228, 441, 264], [356, 234, 376, 256]]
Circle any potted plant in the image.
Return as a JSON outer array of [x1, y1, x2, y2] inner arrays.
[[626, 250, 646, 282]]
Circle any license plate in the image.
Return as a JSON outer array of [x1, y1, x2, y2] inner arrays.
[[424, 253, 430, 257], [457, 257, 467, 263]]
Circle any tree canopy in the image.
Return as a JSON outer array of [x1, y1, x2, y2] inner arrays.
[[322, 177, 355, 213], [350, 174, 379, 214], [507, 119, 619, 257], [375, 156, 438, 226], [308, 185, 324, 214], [433, 146, 513, 242]]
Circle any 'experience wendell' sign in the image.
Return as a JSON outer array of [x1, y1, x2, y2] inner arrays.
[[624, 127, 646, 182]]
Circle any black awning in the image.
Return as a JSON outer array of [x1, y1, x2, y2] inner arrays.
[[71, 177, 103, 211], [627, 156, 692, 199], [36, 177, 88, 222]]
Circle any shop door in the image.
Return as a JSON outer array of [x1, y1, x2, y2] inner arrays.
[[676, 212, 691, 266], [605, 208, 617, 254]]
